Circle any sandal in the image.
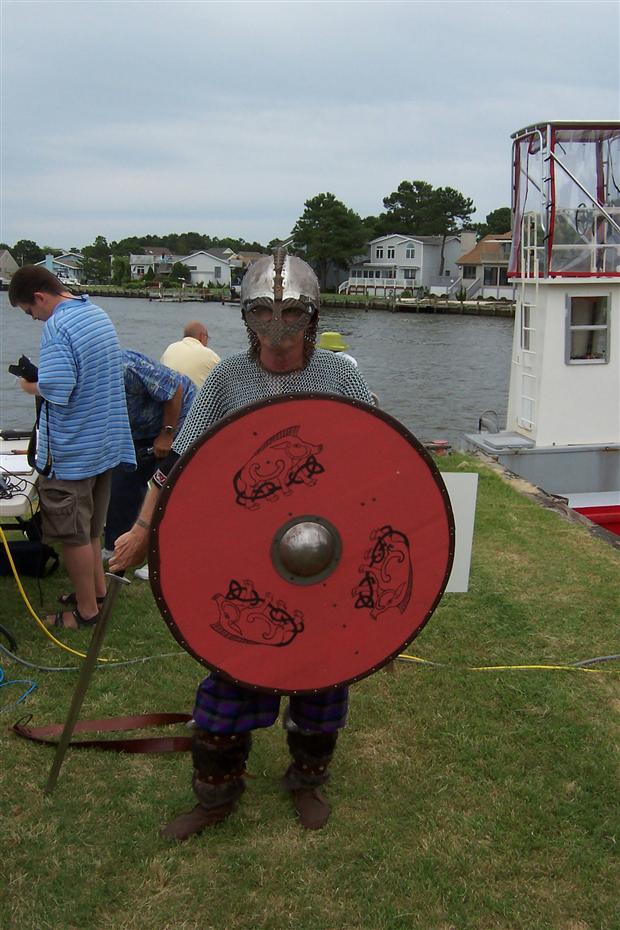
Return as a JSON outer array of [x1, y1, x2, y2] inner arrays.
[[46, 607, 101, 630], [58, 591, 105, 607]]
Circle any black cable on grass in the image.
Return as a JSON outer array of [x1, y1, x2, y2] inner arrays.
[[0, 642, 187, 673], [0, 624, 18, 653], [573, 654, 620, 667]]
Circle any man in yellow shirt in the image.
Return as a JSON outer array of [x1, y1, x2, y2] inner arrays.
[[160, 321, 221, 388]]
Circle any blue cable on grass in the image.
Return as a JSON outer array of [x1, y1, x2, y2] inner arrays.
[[0, 664, 37, 713]]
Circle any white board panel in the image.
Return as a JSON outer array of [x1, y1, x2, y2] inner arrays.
[[442, 472, 478, 593]]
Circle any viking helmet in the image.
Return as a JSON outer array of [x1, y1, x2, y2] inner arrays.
[[241, 250, 320, 347]]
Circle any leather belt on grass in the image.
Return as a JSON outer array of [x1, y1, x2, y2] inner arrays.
[[12, 712, 193, 753]]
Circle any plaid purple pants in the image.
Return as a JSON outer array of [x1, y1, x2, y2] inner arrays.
[[193, 672, 349, 734]]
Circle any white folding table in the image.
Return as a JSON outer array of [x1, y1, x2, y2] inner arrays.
[[0, 433, 40, 528]]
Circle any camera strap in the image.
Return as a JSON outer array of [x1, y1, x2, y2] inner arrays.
[[29, 399, 53, 477]]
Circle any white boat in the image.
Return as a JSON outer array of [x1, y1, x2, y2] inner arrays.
[[465, 121, 620, 537]]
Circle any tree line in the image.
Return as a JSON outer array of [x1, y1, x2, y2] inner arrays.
[[289, 186, 509, 287], [2, 181, 511, 287]]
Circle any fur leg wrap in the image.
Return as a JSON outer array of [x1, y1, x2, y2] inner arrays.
[[284, 730, 338, 789], [191, 730, 251, 811]]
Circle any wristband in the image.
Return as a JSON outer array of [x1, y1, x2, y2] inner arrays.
[[135, 518, 151, 530]]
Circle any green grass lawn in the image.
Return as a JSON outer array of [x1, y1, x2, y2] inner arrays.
[[1, 454, 619, 930]]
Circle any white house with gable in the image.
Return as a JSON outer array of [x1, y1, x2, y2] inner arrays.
[[456, 232, 515, 300], [178, 251, 232, 287], [36, 253, 85, 284], [339, 232, 477, 296]]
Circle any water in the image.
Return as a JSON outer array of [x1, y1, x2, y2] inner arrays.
[[0, 293, 513, 446]]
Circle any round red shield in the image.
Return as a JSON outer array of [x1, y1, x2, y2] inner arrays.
[[150, 394, 454, 693]]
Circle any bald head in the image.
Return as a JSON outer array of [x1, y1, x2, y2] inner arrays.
[[184, 320, 208, 345]]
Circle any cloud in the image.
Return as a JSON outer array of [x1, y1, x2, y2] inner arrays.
[[2, 0, 618, 247]]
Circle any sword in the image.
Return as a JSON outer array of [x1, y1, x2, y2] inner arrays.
[[44, 572, 130, 794]]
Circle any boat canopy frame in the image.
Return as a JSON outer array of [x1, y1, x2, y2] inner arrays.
[[509, 122, 620, 279]]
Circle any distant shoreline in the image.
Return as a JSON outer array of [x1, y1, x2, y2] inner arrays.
[[75, 285, 515, 317]]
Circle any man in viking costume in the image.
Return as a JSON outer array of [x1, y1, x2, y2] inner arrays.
[[111, 251, 374, 840]]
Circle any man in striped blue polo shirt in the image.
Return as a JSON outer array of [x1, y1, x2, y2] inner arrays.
[[9, 266, 135, 629]]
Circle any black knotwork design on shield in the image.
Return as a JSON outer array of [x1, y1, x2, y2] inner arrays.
[[233, 425, 324, 510], [353, 525, 413, 620], [211, 579, 305, 647]]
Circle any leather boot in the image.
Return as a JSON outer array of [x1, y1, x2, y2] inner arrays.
[[282, 729, 337, 830], [161, 730, 251, 841], [160, 799, 238, 841], [281, 763, 331, 829]]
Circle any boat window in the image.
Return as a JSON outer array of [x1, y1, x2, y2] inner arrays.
[[566, 295, 609, 363], [519, 373, 536, 429]]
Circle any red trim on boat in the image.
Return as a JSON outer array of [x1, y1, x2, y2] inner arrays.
[[574, 505, 620, 537]]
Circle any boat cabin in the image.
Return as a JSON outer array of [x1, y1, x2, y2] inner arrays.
[[466, 121, 620, 535]]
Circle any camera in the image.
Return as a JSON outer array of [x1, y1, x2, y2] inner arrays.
[[8, 354, 39, 382]]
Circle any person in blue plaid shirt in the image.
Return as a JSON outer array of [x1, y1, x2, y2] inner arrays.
[[103, 350, 195, 559], [111, 254, 374, 840]]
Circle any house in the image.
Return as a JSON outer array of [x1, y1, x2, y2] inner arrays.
[[204, 247, 243, 269], [0, 249, 18, 284], [272, 235, 349, 290], [177, 250, 232, 287], [227, 251, 266, 287], [130, 247, 174, 279], [456, 232, 515, 300], [235, 251, 266, 267], [339, 232, 477, 296], [203, 246, 234, 260], [36, 252, 85, 284]]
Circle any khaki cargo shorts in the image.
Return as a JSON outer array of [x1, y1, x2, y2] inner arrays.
[[38, 471, 112, 546]]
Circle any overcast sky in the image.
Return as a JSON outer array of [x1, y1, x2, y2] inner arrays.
[[2, 0, 619, 250]]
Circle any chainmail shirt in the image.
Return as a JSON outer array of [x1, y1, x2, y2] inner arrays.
[[170, 348, 374, 458]]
